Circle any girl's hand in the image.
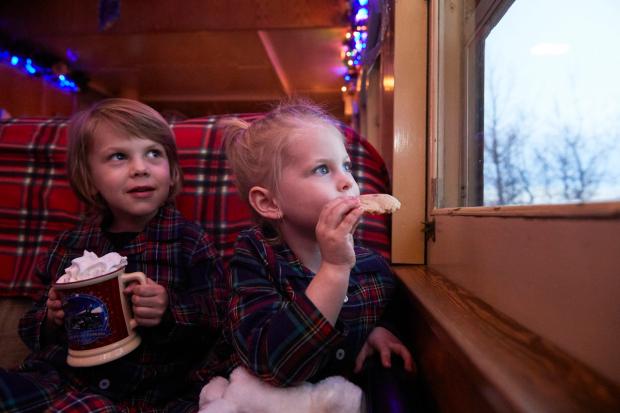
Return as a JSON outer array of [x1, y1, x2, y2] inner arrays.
[[304, 197, 363, 325], [316, 196, 363, 270], [354, 326, 415, 373], [124, 277, 169, 327], [45, 287, 64, 327]]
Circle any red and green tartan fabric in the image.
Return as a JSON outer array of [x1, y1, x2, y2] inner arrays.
[[0, 114, 391, 298]]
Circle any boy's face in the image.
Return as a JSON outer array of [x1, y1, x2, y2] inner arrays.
[[88, 122, 172, 232], [275, 124, 360, 234]]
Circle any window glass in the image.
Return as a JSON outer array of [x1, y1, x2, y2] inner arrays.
[[438, 0, 620, 207], [483, 0, 620, 205]]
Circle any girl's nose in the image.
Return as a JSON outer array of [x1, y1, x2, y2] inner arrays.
[[338, 171, 356, 192]]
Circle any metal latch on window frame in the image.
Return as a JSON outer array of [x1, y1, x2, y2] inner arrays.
[[423, 219, 436, 242]]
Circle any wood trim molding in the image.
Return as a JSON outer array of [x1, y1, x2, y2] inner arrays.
[[391, 0, 427, 263]]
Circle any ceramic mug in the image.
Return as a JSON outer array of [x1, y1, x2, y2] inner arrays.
[[53, 267, 146, 367]]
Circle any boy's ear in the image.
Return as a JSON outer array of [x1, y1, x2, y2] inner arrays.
[[248, 186, 282, 220], [170, 171, 178, 188]]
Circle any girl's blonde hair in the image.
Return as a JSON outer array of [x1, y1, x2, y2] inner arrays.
[[67, 98, 183, 213], [223, 100, 343, 210]]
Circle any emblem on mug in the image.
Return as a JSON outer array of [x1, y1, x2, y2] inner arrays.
[[63, 294, 112, 346]]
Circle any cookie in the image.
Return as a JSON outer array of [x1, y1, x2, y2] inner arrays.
[[359, 194, 401, 214]]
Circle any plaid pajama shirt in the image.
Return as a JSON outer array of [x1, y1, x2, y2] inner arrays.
[[0, 206, 227, 413], [224, 225, 397, 387]]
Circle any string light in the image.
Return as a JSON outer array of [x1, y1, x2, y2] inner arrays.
[[0, 46, 83, 93], [341, 0, 370, 96]]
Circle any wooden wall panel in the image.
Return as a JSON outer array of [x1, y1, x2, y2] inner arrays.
[[0, 66, 75, 117]]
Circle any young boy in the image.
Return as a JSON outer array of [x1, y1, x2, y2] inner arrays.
[[0, 98, 227, 412]]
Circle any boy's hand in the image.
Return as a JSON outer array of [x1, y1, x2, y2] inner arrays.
[[316, 196, 363, 269], [46, 287, 64, 327], [354, 326, 415, 373], [124, 277, 169, 327]]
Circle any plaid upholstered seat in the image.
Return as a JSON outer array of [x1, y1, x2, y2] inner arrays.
[[0, 115, 391, 298]]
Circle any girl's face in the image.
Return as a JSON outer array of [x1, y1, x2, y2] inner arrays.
[[88, 122, 172, 232], [275, 125, 360, 235]]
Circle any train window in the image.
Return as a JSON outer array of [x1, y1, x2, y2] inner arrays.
[[435, 0, 620, 208], [423, 0, 620, 383]]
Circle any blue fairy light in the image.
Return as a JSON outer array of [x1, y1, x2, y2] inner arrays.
[[355, 7, 369, 22], [66, 48, 78, 63], [25, 58, 37, 74], [55, 75, 79, 92], [1, 46, 81, 92]]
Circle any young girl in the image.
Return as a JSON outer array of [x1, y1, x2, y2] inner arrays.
[[0, 98, 226, 412], [221, 100, 413, 387]]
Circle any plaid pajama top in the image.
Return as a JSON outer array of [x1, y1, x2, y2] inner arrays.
[[17, 206, 227, 406], [229, 226, 397, 387]]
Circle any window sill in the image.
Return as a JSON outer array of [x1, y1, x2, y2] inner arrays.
[[431, 201, 620, 219], [392, 264, 620, 412]]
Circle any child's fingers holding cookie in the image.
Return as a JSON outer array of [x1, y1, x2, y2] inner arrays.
[[318, 196, 361, 230], [336, 197, 363, 230], [316, 197, 361, 268]]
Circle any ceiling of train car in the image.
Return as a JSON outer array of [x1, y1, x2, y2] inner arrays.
[[0, 0, 349, 117]]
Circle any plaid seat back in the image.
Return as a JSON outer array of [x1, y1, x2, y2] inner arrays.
[[0, 115, 391, 298]]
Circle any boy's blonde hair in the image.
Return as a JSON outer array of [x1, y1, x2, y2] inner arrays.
[[67, 98, 183, 213], [223, 100, 343, 208]]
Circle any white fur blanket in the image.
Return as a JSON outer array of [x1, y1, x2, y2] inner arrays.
[[198, 366, 364, 413]]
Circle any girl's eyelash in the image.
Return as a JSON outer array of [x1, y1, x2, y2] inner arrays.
[[312, 162, 352, 174], [313, 164, 329, 174]]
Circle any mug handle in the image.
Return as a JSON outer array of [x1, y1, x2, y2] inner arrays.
[[120, 272, 147, 329]]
